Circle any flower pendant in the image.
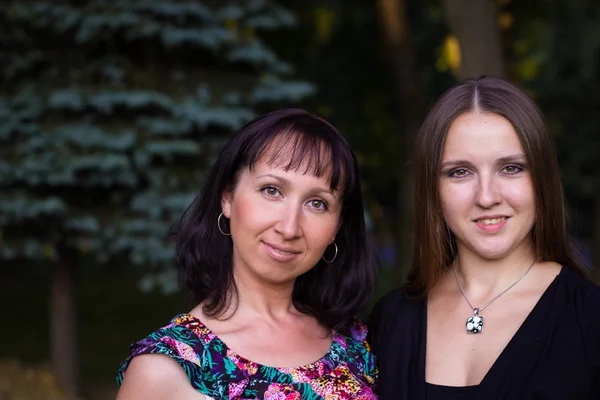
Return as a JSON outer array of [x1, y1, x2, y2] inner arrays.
[[466, 308, 484, 334]]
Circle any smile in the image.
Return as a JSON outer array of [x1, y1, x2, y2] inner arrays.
[[476, 217, 507, 225], [263, 242, 301, 262], [473, 216, 509, 233], [272, 247, 295, 255]]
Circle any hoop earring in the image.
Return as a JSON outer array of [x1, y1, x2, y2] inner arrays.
[[217, 213, 231, 236], [322, 242, 338, 263]]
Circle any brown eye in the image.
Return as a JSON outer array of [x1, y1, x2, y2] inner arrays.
[[307, 199, 328, 211], [264, 187, 279, 196], [451, 168, 468, 177], [503, 165, 522, 174]]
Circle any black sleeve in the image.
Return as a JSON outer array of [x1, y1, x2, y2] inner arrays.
[[367, 288, 425, 400], [368, 288, 405, 355]]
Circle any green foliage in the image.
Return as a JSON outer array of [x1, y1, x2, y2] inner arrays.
[[507, 0, 600, 238], [267, 0, 452, 225], [0, 0, 315, 291]]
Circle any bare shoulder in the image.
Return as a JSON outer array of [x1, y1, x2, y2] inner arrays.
[[117, 354, 206, 400]]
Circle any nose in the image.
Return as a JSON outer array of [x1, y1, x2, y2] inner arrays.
[[274, 205, 303, 240], [475, 173, 501, 208]]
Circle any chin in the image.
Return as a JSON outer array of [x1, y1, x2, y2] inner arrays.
[[468, 244, 514, 260], [258, 270, 300, 285]]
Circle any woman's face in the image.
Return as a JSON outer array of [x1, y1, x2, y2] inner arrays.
[[439, 112, 536, 261], [221, 151, 342, 286]]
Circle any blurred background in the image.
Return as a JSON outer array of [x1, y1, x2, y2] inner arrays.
[[1, 0, 599, 398]]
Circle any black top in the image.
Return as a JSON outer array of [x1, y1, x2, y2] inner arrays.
[[369, 266, 600, 400], [426, 382, 477, 400]]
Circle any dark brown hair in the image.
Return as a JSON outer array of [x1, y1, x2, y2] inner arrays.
[[405, 76, 588, 297]]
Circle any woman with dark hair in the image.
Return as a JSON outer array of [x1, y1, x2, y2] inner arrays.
[[370, 76, 600, 399], [116, 109, 378, 399]]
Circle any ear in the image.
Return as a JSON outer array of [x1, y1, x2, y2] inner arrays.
[[221, 188, 233, 218]]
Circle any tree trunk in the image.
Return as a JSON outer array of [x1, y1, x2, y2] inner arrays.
[[50, 243, 79, 397], [375, 0, 423, 283], [441, 0, 507, 79]]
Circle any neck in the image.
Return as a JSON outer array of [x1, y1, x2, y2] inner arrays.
[[227, 265, 297, 320], [454, 242, 536, 297]]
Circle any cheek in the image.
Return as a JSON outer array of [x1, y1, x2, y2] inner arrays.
[[305, 216, 339, 247], [230, 194, 269, 232], [504, 180, 536, 211], [440, 183, 473, 220]]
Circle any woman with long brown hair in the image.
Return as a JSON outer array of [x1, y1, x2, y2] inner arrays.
[[370, 76, 600, 399]]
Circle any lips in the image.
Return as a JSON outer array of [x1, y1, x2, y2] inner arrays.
[[263, 242, 301, 254], [262, 241, 301, 262], [473, 216, 509, 233], [475, 216, 507, 225]]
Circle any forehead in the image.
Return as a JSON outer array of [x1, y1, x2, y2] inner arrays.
[[254, 132, 336, 183], [442, 112, 524, 160], [248, 158, 334, 189]]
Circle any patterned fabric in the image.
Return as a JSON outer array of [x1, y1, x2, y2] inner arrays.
[[116, 313, 378, 399]]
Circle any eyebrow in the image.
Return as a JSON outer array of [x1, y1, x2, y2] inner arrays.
[[497, 154, 528, 164], [440, 153, 528, 170], [256, 173, 337, 197]]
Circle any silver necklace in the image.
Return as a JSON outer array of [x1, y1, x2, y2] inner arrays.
[[453, 258, 536, 334]]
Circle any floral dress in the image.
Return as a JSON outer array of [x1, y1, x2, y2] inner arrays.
[[116, 313, 378, 399]]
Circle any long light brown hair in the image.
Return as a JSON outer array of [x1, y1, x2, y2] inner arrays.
[[405, 76, 588, 297]]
